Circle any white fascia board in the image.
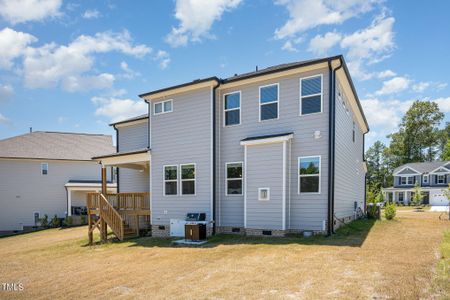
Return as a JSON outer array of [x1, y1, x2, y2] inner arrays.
[[240, 134, 293, 146]]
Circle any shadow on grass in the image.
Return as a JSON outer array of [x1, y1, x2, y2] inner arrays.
[[118, 218, 376, 249]]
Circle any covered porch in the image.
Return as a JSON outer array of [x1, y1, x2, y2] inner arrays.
[[383, 188, 430, 205], [88, 148, 151, 244]]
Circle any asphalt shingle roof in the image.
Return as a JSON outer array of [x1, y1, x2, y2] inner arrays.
[[394, 161, 450, 174], [0, 131, 115, 161]]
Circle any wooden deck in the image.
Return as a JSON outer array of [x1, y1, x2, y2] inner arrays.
[[86, 192, 150, 244]]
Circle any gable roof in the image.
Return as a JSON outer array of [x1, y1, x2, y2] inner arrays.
[[0, 131, 115, 161], [393, 161, 450, 175]]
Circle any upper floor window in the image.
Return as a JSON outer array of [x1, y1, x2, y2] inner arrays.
[[226, 162, 243, 195], [154, 99, 172, 115], [41, 163, 48, 175], [259, 83, 279, 121], [400, 176, 414, 185], [300, 75, 322, 115], [164, 165, 178, 195], [224, 92, 241, 126], [423, 174, 429, 184], [298, 156, 321, 194], [181, 164, 196, 195], [437, 175, 447, 184]]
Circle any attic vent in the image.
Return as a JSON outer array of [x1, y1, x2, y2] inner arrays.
[[262, 230, 272, 236]]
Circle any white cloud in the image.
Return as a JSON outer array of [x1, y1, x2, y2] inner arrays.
[[375, 76, 410, 96], [377, 69, 396, 79], [433, 97, 450, 113], [0, 0, 62, 24], [82, 9, 101, 19], [281, 40, 298, 52], [166, 0, 242, 47], [275, 0, 378, 39], [0, 112, 10, 124], [119, 61, 140, 79], [361, 98, 412, 139], [92, 96, 147, 122], [412, 81, 430, 93], [154, 50, 171, 69], [0, 28, 37, 69], [340, 15, 395, 63], [437, 82, 448, 91], [0, 84, 13, 102], [308, 31, 341, 55], [22, 30, 151, 91]]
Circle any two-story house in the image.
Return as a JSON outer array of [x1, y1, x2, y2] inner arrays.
[[93, 55, 369, 238], [383, 161, 450, 206]]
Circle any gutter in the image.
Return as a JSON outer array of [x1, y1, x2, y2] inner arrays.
[[327, 57, 343, 236]]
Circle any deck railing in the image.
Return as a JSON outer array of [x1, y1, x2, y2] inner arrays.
[[87, 192, 150, 212]]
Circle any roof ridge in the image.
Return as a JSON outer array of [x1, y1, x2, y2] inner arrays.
[[34, 131, 111, 137]]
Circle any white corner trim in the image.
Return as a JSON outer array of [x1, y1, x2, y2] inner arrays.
[[282, 141, 286, 230], [244, 145, 247, 228], [240, 134, 293, 146]]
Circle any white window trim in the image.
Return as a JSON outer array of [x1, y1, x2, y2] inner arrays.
[[41, 163, 48, 175], [153, 99, 173, 115], [400, 176, 414, 185], [299, 74, 323, 116], [163, 165, 178, 196], [225, 162, 243, 196], [437, 174, 446, 184], [258, 83, 279, 122], [298, 155, 321, 194], [423, 174, 429, 184], [180, 163, 196, 196], [223, 91, 241, 127], [258, 187, 270, 201]]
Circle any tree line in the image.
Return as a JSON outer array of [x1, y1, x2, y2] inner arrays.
[[366, 100, 450, 195]]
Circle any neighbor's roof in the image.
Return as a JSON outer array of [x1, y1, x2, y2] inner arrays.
[[0, 131, 115, 161], [394, 161, 450, 174]]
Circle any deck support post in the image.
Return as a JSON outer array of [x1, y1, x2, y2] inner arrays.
[[88, 213, 93, 245]]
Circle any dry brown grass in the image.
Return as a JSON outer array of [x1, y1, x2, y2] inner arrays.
[[0, 210, 449, 300]]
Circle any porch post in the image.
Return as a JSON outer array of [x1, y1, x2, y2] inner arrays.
[[101, 166, 107, 195], [67, 189, 72, 216]]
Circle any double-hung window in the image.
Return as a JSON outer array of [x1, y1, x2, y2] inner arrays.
[[300, 75, 322, 115], [423, 174, 429, 184], [298, 156, 321, 193], [181, 164, 196, 195], [400, 176, 414, 185], [438, 175, 447, 184], [226, 162, 243, 195], [259, 84, 279, 121], [224, 92, 240, 126], [164, 165, 178, 195], [154, 99, 173, 115], [41, 163, 48, 175]]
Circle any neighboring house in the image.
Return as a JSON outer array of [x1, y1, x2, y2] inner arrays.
[[0, 131, 116, 232], [383, 161, 450, 206], [93, 55, 369, 237]]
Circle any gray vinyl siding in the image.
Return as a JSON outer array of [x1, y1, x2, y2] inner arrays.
[[116, 120, 150, 192], [217, 68, 329, 231], [117, 120, 149, 152], [333, 81, 365, 219], [246, 143, 284, 230], [0, 159, 102, 231], [118, 168, 149, 192], [150, 87, 212, 225]]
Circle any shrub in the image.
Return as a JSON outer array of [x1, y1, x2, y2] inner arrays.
[[63, 216, 73, 227], [80, 215, 87, 225], [385, 203, 396, 220], [40, 214, 49, 227], [51, 214, 61, 228]]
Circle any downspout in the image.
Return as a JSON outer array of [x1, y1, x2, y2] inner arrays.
[[363, 133, 367, 212], [212, 79, 221, 235], [327, 57, 343, 236]]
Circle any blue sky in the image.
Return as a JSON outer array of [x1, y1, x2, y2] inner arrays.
[[0, 0, 449, 147]]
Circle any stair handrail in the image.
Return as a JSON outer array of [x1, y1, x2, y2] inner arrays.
[[98, 193, 124, 240]]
